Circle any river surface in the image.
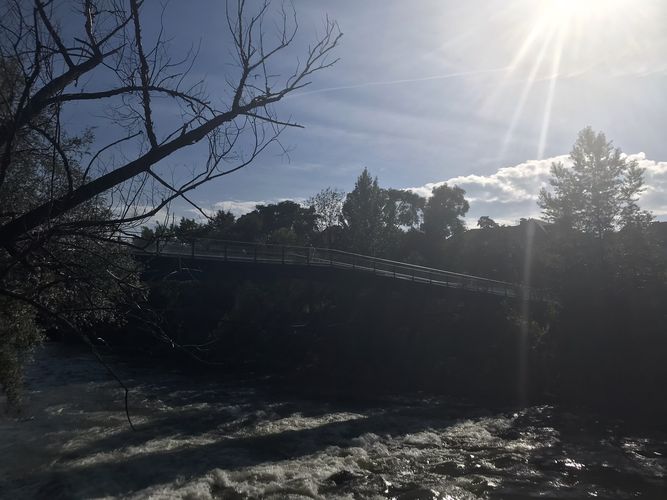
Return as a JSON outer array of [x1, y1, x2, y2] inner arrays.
[[1, 343, 665, 499]]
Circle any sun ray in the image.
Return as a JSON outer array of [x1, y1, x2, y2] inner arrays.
[[491, 0, 644, 160], [537, 24, 568, 160], [506, 13, 549, 76], [499, 25, 556, 159], [480, 11, 549, 115]]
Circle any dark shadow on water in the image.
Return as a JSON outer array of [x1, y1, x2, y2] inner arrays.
[[9, 345, 666, 499]]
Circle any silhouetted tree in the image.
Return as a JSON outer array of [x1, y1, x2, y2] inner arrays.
[[341, 169, 386, 254], [0, 1, 340, 403], [422, 184, 469, 241], [383, 189, 424, 229], [477, 216, 499, 229], [206, 210, 236, 239], [307, 187, 345, 248], [232, 211, 263, 242], [308, 187, 345, 232], [538, 127, 652, 239], [173, 217, 207, 242], [0, 2, 341, 247], [260, 202, 317, 241]]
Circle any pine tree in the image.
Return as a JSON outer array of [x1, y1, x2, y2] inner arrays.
[[538, 127, 652, 239]]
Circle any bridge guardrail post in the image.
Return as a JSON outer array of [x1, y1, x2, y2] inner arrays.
[[224, 242, 228, 261], [254, 245, 257, 263], [282, 246, 285, 264], [191, 239, 195, 258]]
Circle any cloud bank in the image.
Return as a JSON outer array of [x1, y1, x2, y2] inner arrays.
[[408, 153, 667, 226], [201, 154, 667, 229]]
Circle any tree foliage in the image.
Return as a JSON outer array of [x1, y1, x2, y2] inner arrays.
[[307, 187, 345, 232], [341, 168, 386, 254], [477, 216, 498, 229], [421, 184, 469, 241], [538, 127, 652, 238]]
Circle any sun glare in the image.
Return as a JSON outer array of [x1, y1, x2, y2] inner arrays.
[[495, 0, 643, 160], [544, 0, 631, 26]]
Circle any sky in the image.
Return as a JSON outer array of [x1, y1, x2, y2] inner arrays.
[[66, 0, 667, 226]]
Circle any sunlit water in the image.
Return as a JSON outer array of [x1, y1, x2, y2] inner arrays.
[[1, 344, 665, 499]]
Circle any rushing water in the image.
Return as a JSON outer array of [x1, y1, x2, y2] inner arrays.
[[1, 344, 665, 499]]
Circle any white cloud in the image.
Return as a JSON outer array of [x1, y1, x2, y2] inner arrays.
[[207, 197, 309, 218], [407, 153, 667, 226], [632, 153, 667, 217], [179, 154, 667, 230], [211, 200, 268, 217]]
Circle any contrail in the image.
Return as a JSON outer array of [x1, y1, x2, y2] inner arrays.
[[284, 66, 510, 99]]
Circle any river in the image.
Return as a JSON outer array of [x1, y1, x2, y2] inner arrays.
[[1, 343, 665, 499]]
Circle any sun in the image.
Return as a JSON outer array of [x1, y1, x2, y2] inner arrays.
[[495, 0, 641, 160]]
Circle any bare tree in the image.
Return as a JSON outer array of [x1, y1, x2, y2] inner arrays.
[[0, 0, 340, 407], [0, 0, 341, 248]]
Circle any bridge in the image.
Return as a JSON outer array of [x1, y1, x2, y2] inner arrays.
[[133, 237, 549, 300], [133, 238, 546, 301]]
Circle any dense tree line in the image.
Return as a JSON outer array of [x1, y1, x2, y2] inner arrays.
[[126, 127, 666, 417], [139, 167, 471, 268]]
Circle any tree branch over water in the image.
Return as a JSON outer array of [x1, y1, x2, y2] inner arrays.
[[0, 0, 341, 247]]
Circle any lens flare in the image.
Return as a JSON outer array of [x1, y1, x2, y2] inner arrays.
[[498, 0, 638, 160]]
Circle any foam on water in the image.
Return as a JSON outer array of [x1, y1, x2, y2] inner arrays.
[[1, 344, 665, 499]]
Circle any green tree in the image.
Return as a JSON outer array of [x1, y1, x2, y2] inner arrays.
[[173, 217, 207, 242], [228, 201, 317, 245], [341, 169, 386, 254], [206, 210, 236, 239], [255, 201, 318, 244], [233, 211, 263, 242], [308, 187, 345, 232], [383, 189, 425, 229], [538, 127, 652, 239], [477, 216, 499, 229], [421, 184, 469, 241]]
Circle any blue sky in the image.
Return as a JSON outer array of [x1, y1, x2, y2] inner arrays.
[[66, 0, 667, 225]]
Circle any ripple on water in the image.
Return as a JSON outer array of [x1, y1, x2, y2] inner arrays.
[[2, 345, 666, 499]]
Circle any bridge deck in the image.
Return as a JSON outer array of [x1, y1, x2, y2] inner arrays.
[[135, 238, 546, 301]]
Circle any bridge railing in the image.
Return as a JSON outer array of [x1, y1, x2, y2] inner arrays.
[[132, 236, 546, 300]]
